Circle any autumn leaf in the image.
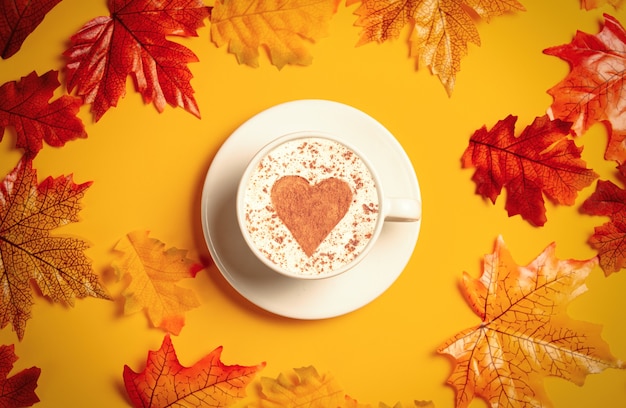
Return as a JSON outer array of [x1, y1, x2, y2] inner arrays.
[[0, 0, 62, 59], [252, 366, 344, 407], [461, 114, 598, 226], [0, 156, 110, 340], [0, 70, 86, 158], [210, 0, 340, 69], [64, 0, 210, 122], [113, 230, 204, 335], [124, 334, 265, 408], [349, 0, 525, 95], [438, 236, 623, 408], [581, 0, 624, 10], [0, 344, 40, 407], [344, 395, 435, 408], [580, 162, 626, 275], [544, 14, 626, 162]]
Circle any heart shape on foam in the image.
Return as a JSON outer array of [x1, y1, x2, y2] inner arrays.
[[271, 176, 353, 257]]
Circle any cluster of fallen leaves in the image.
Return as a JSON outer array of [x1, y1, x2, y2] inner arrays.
[[1, 0, 626, 407]]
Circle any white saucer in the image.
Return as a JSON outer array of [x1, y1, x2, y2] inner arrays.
[[200, 100, 421, 319]]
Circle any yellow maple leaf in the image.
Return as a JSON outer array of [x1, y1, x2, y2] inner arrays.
[[113, 230, 204, 335], [210, 0, 340, 69], [252, 366, 344, 407], [437, 236, 623, 408], [350, 0, 525, 95]]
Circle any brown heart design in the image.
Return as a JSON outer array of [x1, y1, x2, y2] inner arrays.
[[271, 176, 353, 257]]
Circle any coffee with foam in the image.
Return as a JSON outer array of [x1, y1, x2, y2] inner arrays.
[[241, 136, 379, 277]]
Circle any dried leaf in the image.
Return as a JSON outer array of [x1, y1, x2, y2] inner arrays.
[[461, 114, 598, 226], [253, 366, 344, 407], [581, 163, 626, 275], [0, 344, 40, 407], [350, 0, 525, 95], [113, 230, 204, 335], [0, 156, 110, 340], [123, 334, 265, 408], [544, 14, 626, 161], [438, 236, 623, 408], [0, 0, 62, 59], [210, 0, 340, 69], [581, 0, 624, 10], [0, 70, 86, 157], [64, 0, 210, 121]]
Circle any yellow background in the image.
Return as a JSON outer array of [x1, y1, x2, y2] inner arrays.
[[1, 1, 626, 407]]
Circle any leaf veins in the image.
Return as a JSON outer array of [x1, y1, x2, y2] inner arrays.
[[0, 344, 40, 407], [123, 334, 265, 408], [210, 0, 340, 69], [0, 156, 110, 340], [349, 0, 525, 95], [438, 236, 623, 408], [461, 114, 598, 226], [63, 0, 210, 121]]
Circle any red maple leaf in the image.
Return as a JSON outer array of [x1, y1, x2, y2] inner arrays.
[[0, 344, 40, 407], [544, 14, 626, 162], [581, 162, 626, 275], [0, 0, 62, 59], [64, 0, 210, 122], [461, 114, 598, 226], [124, 335, 265, 408], [0, 70, 86, 158]]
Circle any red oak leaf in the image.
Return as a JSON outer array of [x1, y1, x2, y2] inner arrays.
[[0, 344, 40, 407], [0, 156, 110, 340], [581, 162, 626, 275], [0, 70, 86, 158], [0, 0, 62, 59], [461, 114, 598, 226], [124, 335, 265, 408], [544, 14, 626, 162], [438, 236, 622, 408], [64, 0, 210, 122]]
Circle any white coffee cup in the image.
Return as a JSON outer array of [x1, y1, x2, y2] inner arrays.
[[236, 131, 420, 279]]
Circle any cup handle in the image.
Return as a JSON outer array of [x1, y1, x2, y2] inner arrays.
[[383, 198, 421, 222]]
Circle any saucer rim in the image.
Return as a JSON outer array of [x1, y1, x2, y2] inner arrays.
[[200, 99, 422, 319]]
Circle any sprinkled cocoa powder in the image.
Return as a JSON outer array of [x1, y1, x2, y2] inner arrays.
[[243, 137, 379, 276]]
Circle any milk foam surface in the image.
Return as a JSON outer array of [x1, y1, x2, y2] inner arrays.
[[243, 137, 379, 276]]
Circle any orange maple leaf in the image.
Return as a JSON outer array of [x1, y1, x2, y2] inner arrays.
[[461, 114, 598, 226], [0, 156, 110, 340], [581, 0, 624, 10], [349, 0, 525, 95], [438, 236, 623, 408], [210, 0, 340, 69], [544, 14, 626, 162], [113, 230, 204, 335], [124, 334, 265, 408], [0, 344, 40, 407]]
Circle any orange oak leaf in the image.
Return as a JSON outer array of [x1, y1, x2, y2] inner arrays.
[[254, 366, 345, 407], [0, 70, 86, 158], [0, 156, 110, 340], [438, 236, 623, 408], [348, 0, 525, 95], [113, 230, 204, 335], [210, 0, 340, 69], [63, 0, 210, 122], [461, 114, 598, 227], [582, 0, 624, 10], [0, 344, 40, 407], [580, 162, 626, 275], [0, 0, 62, 59], [123, 334, 265, 408], [544, 14, 626, 162]]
